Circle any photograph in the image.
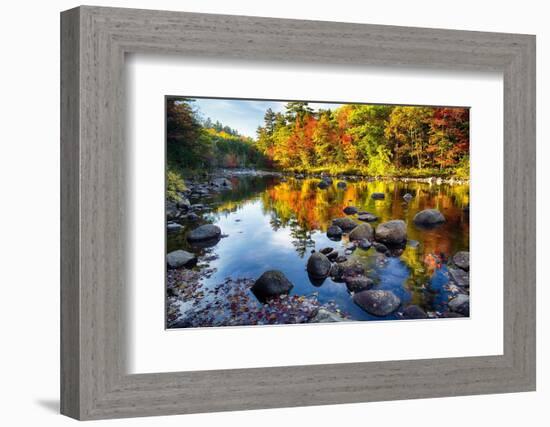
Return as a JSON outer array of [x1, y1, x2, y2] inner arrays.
[[165, 97, 470, 328]]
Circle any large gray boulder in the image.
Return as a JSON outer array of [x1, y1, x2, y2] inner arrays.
[[453, 251, 470, 271], [187, 224, 221, 242], [353, 290, 401, 316], [166, 250, 197, 269], [251, 270, 294, 301], [306, 252, 332, 278], [375, 220, 407, 246], [413, 209, 446, 226], [348, 223, 374, 241], [448, 294, 470, 316], [331, 217, 358, 232]]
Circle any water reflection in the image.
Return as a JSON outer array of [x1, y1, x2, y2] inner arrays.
[[168, 176, 469, 321]]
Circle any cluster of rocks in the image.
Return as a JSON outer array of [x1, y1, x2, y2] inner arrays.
[[284, 171, 468, 186], [446, 251, 470, 316]]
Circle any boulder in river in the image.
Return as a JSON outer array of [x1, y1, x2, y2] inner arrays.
[[166, 250, 197, 269], [448, 294, 470, 316], [374, 220, 407, 246], [306, 252, 332, 278], [343, 206, 358, 215], [331, 217, 358, 232], [349, 223, 374, 241], [187, 224, 222, 242], [326, 225, 343, 239], [452, 251, 470, 271], [413, 209, 446, 227], [353, 290, 401, 316], [251, 270, 294, 301], [345, 276, 374, 293], [403, 193, 413, 202], [331, 258, 366, 282], [357, 213, 378, 222], [402, 305, 428, 319], [371, 192, 385, 200]]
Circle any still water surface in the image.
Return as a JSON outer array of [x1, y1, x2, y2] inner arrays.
[[168, 175, 469, 321]]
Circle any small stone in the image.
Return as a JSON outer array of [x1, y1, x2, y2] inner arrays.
[[320, 247, 333, 255], [343, 206, 358, 215], [402, 305, 428, 319], [327, 225, 343, 239], [371, 192, 385, 200], [345, 276, 374, 293], [448, 294, 470, 316], [166, 250, 197, 269], [413, 209, 446, 227], [403, 193, 413, 202], [357, 213, 378, 222], [453, 251, 470, 271]]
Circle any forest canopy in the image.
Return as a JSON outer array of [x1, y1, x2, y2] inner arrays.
[[166, 97, 469, 179]]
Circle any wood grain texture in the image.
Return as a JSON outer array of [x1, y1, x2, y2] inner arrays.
[[60, 6, 536, 420]]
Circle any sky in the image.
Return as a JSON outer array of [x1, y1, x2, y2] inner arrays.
[[191, 98, 343, 139]]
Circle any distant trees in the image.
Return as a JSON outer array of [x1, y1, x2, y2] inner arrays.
[[255, 102, 469, 177], [166, 97, 267, 171], [167, 97, 469, 178]]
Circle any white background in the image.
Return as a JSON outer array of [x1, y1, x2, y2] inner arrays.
[[128, 56, 503, 373], [0, 0, 547, 426]]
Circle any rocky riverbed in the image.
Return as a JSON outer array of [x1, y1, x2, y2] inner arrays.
[[166, 170, 470, 328]]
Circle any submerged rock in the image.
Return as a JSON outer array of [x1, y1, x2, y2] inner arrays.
[[371, 192, 385, 200], [306, 252, 332, 278], [402, 305, 428, 319], [353, 290, 401, 316], [448, 294, 470, 316], [413, 209, 446, 226], [187, 224, 221, 242], [331, 217, 358, 232], [345, 276, 374, 293], [343, 206, 358, 215], [251, 270, 294, 301], [166, 250, 197, 269], [349, 223, 374, 241], [453, 251, 470, 271], [327, 225, 343, 239]]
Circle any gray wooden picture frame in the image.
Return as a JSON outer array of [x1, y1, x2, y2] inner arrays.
[[60, 5, 536, 421]]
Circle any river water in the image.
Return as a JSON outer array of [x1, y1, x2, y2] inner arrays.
[[168, 174, 469, 323]]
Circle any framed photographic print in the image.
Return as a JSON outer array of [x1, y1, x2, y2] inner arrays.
[[61, 6, 536, 420]]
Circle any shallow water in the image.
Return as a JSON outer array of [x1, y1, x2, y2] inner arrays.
[[168, 175, 470, 322]]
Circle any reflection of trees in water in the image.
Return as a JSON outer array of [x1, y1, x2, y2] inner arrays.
[[212, 175, 469, 273]]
